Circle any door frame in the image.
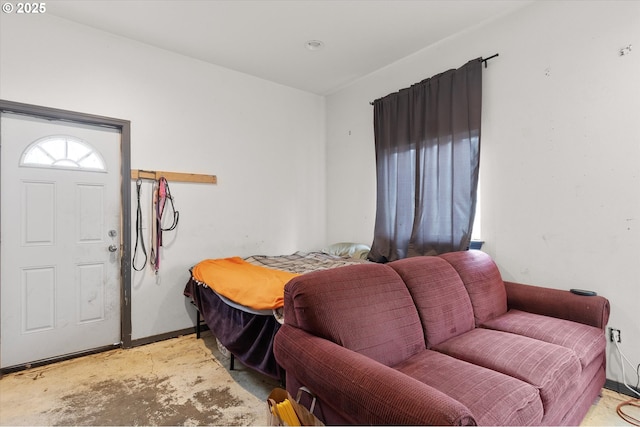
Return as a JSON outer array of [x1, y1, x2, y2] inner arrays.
[[0, 99, 132, 367]]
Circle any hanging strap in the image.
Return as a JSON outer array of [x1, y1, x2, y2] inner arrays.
[[158, 177, 179, 232], [132, 179, 147, 271], [150, 180, 159, 273], [150, 177, 179, 274]]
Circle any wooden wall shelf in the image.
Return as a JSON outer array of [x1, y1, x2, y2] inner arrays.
[[131, 169, 217, 184]]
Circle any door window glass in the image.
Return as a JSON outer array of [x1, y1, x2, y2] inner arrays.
[[20, 135, 106, 172]]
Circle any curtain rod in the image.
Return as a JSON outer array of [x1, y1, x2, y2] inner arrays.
[[482, 53, 499, 68], [369, 53, 499, 105]]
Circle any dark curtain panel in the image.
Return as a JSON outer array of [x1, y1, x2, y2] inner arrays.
[[368, 58, 482, 262]]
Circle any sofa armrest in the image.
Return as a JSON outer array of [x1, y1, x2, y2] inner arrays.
[[274, 324, 476, 426], [504, 281, 610, 329]]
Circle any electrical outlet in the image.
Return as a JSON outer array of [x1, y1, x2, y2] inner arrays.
[[609, 328, 621, 343]]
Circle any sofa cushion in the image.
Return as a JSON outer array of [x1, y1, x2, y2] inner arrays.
[[481, 309, 606, 369], [540, 355, 605, 425], [439, 250, 507, 325], [394, 349, 543, 426], [433, 328, 581, 412], [283, 263, 425, 367], [389, 256, 475, 347]]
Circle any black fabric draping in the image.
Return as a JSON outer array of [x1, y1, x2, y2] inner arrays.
[[368, 58, 482, 262], [184, 278, 283, 380]]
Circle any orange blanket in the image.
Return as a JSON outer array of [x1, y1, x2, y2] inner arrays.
[[191, 257, 300, 310]]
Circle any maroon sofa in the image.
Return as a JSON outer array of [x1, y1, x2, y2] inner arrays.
[[273, 250, 609, 425]]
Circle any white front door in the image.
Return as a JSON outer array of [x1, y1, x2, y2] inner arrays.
[[1, 112, 122, 369]]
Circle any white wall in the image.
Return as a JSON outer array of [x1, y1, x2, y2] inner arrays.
[[2, 0, 639, 390], [0, 14, 326, 340], [326, 1, 640, 388]]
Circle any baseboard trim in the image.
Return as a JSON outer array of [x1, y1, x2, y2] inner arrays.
[[0, 326, 208, 377], [0, 343, 121, 376], [605, 379, 640, 398], [129, 326, 207, 348]]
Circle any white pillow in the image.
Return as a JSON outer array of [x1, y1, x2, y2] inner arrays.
[[322, 242, 371, 259]]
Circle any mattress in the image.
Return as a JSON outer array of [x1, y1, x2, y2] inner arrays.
[[184, 251, 369, 379]]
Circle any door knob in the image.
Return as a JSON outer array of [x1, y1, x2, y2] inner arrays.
[[108, 244, 118, 252]]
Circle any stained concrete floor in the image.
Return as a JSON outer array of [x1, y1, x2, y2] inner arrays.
[[582, 388, 639, 426], [0, 331, 637, 426], [0, 332, 279, 426]]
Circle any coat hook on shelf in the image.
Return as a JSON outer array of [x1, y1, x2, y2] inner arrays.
[[130, 169, 217, 184]]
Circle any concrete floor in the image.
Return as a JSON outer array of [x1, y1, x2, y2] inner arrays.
[[0, 332, 279, 426], [582, 388, 639, 426], [0, 332, 637, 426]]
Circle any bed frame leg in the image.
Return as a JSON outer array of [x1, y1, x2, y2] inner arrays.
[[195, 310, 201, 339], [195, 307, 235, 372]]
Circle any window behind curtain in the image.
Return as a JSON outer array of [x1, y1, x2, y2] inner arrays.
[[368, 58, 482, 262]]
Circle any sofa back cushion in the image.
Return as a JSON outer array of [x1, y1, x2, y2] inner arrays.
[[439, 250, 507, 325], [283, 263, 425, 367], [389, 256, 475, 347]]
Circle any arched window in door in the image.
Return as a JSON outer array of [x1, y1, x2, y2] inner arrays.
[[20, 135, 106, 172]]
